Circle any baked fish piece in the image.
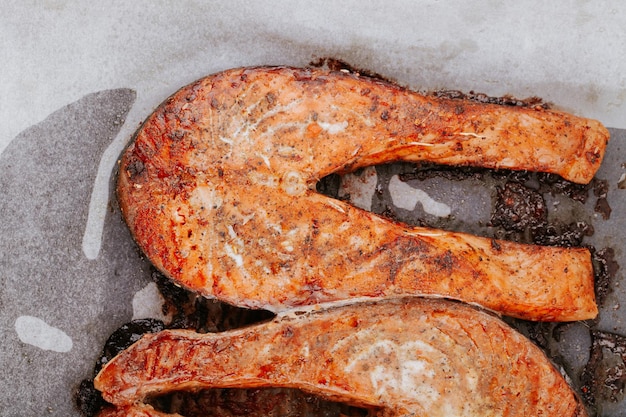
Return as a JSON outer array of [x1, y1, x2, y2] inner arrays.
[[117, 66, 606, 320], [95, 298, 587, 416]]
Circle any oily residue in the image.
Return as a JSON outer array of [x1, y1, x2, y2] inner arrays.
[[581, 331, 626, 413], [592, 247, 620, 308]]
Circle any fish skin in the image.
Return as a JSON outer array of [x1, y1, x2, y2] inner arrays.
[[117, 66, 604, 321], [95, 298, 588, 417]]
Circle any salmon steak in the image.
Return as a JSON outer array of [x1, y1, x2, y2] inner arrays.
[[95, 298, 587, 416], [117, 66, 608, 321]]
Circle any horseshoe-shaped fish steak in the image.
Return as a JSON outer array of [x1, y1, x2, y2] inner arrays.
[[118, 66, 607, 321], [95, 298, 587, 416]]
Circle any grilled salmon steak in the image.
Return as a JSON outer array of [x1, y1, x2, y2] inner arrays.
[[117, 66, 607, 321], [95, 298, 587, 416]]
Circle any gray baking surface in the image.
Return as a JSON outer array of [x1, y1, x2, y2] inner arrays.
[[2, 2, 626, 416]]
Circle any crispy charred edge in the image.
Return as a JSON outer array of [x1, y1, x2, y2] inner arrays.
[[431, 89, 550, 109], [310, 57, 551, 108]]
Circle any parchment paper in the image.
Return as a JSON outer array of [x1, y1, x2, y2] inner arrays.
[[1, 2, 625, 416]]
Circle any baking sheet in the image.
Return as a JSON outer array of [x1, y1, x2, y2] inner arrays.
[[1, 2, 625, 416]]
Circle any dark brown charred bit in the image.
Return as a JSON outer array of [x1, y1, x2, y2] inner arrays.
[[148, 387, 374, 417], [125, 158, 145, 179], [531, 221, 594, 248], [594, 198, 612, 220], [591, 247, 620, 307], [75, 379, 106, 417], [581, 331, 626, 414], [431, 89, 550, 109], [490, 181, 547, 234], [536, 173, 591, 203], [593, 179, 609, 199], [593, 179, 611, 220]]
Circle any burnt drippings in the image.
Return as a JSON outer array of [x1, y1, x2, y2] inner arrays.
[[536, 172, 592, 203], [149, 387, 374, 417], [153, 270, 275, 333], [581, 331, 626, 415], [315, 172, 342, 199], [431, 89, 550, 109], [398, 162, 488, 183], [75, 379, 106, 417], [592, 247, 620, 308], [489, 179, 597, 247], [491, 181, 548, 234], [593, 179, 612, 220]]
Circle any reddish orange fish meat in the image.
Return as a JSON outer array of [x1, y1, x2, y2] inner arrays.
[[95, 298, 587, 416], [117, 66, 607, 321]]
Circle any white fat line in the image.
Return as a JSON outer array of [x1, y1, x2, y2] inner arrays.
[[324, 199, 347, 213], [406, 141, 435, 147], [405, 229, 446, 237], [275, 296, 386, 317], [458, 132, 486, 139]]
